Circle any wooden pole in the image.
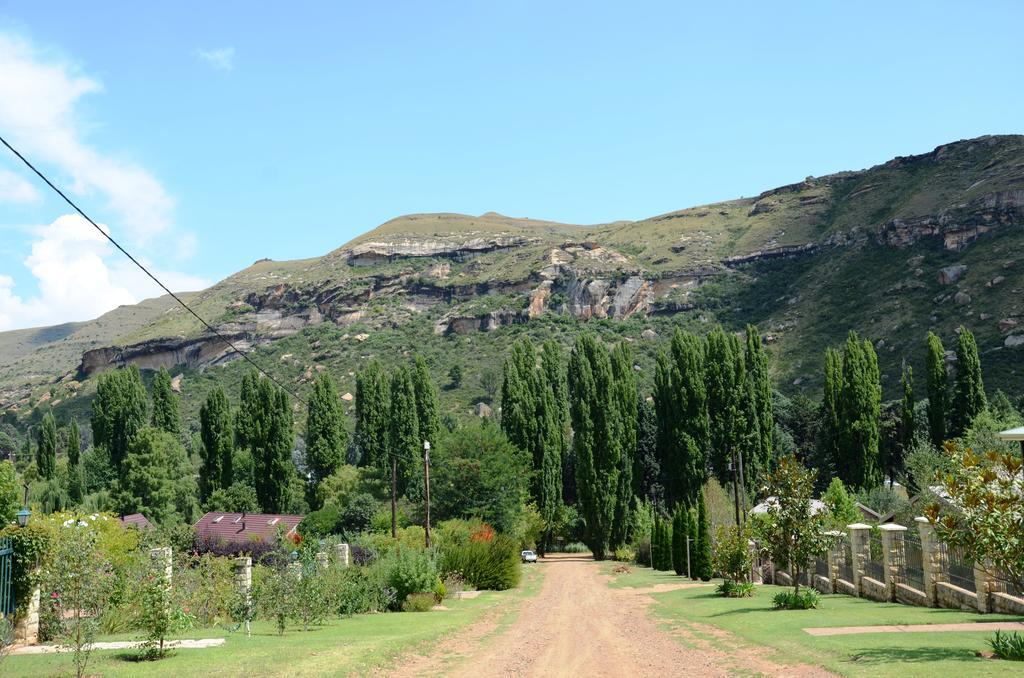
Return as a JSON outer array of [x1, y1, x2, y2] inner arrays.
[[737, 445, 747, 526], [390, 456, 397, 539], [423, 441, 431, 548]]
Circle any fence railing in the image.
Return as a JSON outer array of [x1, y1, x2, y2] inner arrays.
[[837, 537, 854, 583], [943, 543, 976, 593], [815, 557, 829, 579], [865, 532, 885, 582], [902, 532, 924, 593]]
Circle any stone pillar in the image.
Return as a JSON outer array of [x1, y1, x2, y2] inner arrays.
[[916, 517, 945, 607], [826, 531, 846, 591], [315, 549, 329, 570], [232, 557, 252, 637], [149, 546, 173, 586], [336, 543, 350, 568], [974, 561, 997, 614], [13, 585, 40, 645], [748, 540, 762, 584], [879, 523, 907, 601], [847, 523, 872, 597]]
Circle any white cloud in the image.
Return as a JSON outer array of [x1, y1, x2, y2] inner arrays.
[[0, 168, 40, 203], [0, 214, 208, 331], [196, 47, 235, 72], [0, 33, 174, 243]]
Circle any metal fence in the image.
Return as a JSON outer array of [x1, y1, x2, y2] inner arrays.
[[865, 532, 885, 582], [816, 557, 829, 579], [943, 543, 976, 593], [902, 532, 924, 593], [0, 536, 12, 617], [837, 537, 854, 583]]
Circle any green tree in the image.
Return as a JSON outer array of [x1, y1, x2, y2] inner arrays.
[[306, 372, 347, 498], [693, 489, 713, 581], [541, 339, 572, 506], [412, 356, 440, 448], [0, 460, 19, 524], [36, 412, 58, 480], [654, 330, 709, 509], [150, 367, 181, 436], [926, 332, 948, 448], [821, 477, 859, 531], [199, 387, 234, 502], [91, 366, 148, 474], [568, 334, 620, 560], [237, 371, 295, 513], [836, 332, 882, 490], [388, 366, 419, 496], [447, 364, 463, 389], [952, 326, 987, 437], [744, 325, 773, 490], [897, 365, 915, 481], [705, 327, 747, 490], [354, 361, 389, 468], [818, 347, 843, 481], [67, 419, 81, 466], [634, 394, 662, 507], [610, 342, 637, 550], [115, 427, 196, 524], [671, 507, 688, 576]]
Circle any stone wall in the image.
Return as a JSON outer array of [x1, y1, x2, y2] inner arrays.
[[860, 576, 889, 602], [813, 574, 833, 595], [895, 583, 928, 607], [835, 578, 856, 596], [991, 592, 1024, 616], [936, 581, 978, 611]]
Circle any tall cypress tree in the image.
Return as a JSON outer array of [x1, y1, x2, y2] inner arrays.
[[500, 339, 538, 459], [654, 330, 708, 509], [306, 372, 347, 494], [671, 507, 687, 576], [150, 366, 181, 437], [836, 332, 882, 490], [818, 347, 843, 480], [634, 394, 662, 508], [354, 361, 390, 468], [610, 342, 637, 550], [388, 366, 419, 495], [694, 489, 713, 581], [412, 355, 440, 447], [926, 332, 948, 449], [897, 365, 915, 479], [199, 386, 234, 503], [37, 412, 57, 480], [952, 326, 986, 437], [568, 334, 620, 560], [651, 517, 663, 570], [705, 328, 747, 491], [237, 370, 294, 513], [744, 324, 773, 490], [541, 340, 572, 505], [66, 419, 80, 467], [92, 365, 149, 475]]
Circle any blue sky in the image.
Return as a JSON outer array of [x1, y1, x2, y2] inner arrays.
[[1, 1, 1022, 330]]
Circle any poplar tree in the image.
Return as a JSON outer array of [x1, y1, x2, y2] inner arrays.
[[694, 488, 713, 581], [412, 355, 440, 447], [354, 361, 390, 468], [654, 330, 708, 509], [306, 372, 347, 495], [237, 370, 295, 513], [836, 332, 882, 490], [542, 340, 573, 505], [818, 347, 842, 480], [568, 334, 620, 560], [634, 394, 662, 508], [651, 517, 663, 570], [67, 419, 84, 503], [898, 365, 915, 481], [926, 332, 948, 448], [388, 366, 419, 495], [952, 326, 986, 437], [37, 412, 57, 480], [150, 366, 181, 436], [67, 419, 81, 466], [500, 339, 538, 460], [610, 342, 637, 550], [92, 365, 148, 474], [705, 327, 747, 490], [744, 324, 774, 488], [199, 387, 234, 503], [672, 507, 687, 576]]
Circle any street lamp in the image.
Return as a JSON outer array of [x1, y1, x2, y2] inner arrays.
[[16, 482, 30, 528]]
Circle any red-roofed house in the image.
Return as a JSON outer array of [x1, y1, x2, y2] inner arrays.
[[118, 513, 153, 531], [193, 511, 303, 554]]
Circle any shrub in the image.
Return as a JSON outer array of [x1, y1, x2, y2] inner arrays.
[[772, 589, 820, 610], [562, 541, 589, 554], [439, 534, 521, 590], [613, 546, 635, 562], [298, 506, 342, 538], [716, 579, 756, 598], [330, 565, 393, 615], [402, 592, 436, 612], [137, 570, 194, 659], [713, 524, 752, 583], [377, 547, 437, 607], [173, 552, 243, 627], [990, 631, 1024, 661]]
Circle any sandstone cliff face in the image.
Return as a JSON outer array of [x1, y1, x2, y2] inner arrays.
[[877, 190, 1024, 251]]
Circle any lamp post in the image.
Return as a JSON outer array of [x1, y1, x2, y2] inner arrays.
[[16, 482, 30, 528]]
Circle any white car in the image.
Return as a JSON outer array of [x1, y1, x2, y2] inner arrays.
[[521, 549, 538, 563]]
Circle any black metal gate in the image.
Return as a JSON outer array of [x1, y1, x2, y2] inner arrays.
[[0, 536, 13, 617]]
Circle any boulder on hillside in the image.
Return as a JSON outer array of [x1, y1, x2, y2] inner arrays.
[[475, 402, 493, 418], [954, 291, 972, 305], [1000, 318, 1018, 331], [1005, 334, 1024, 348], [938, 264, 968, 285], [641, 328, 658, 339]]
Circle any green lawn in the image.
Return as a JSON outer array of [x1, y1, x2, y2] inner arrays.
[[605, 564, 1024, 677], [4, 564, 542, 677]]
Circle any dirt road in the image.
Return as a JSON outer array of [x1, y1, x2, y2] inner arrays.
[[390, 553, 832, 677]]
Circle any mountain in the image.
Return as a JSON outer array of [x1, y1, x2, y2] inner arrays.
[[3, 134, 1023, 423]]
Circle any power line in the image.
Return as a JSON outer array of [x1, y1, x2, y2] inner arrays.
[[0, 134, 306, 405]]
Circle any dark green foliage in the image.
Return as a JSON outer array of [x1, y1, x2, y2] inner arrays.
[[298, 505, 342, 538], [772, 588, 820, 610], [542, 339, 573, 505], [387, 366, 419, 495], [671, 507, 688, 576], [952, 326, 986, 437], [430, 421, 530, 534], [91, 365, 148, 473], [236, 371, 295, 513], [818, 348, 842, 481], [634, 394, 662, 507], [898, 365, 915, 478], [305, 372, 347, 496], [610, 342, 637, 550], [717, 579, 756, 597], [835, 332, 882, 490], [150, 367, 181, 436], [379, 547, 437, 606], [115, 426, 197, 524], [36, 411, 57, 479], [447, 364, 463, 389], [568, 334, 620, 560], [354, 360, 390, 468], [651, 517, 673, 571], [705, 327, 747, 490], [67, 419, 80, 466], [926, 331, 948, 448], [654, 330, 708, 509], [694, 489, 713, 581], [199, 387, 233, 503], [438, 534, 521, 590], [204, 481, 259, 513], [412, 355, 440, 448], [989, 631, 1024, 661], [744, 325, 774, 490]]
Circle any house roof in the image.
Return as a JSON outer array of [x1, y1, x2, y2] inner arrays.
[[118, 513, 153, 530], [997, 426, 1024, 441], [193, 511, 303, 544], [750, 497, 827, 515]]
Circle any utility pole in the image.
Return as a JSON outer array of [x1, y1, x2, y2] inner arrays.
[[730, 449, 740, 527], [390, 456, 397, 539], [737, 445, 747, 526], [423, 441, 431, 548]]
